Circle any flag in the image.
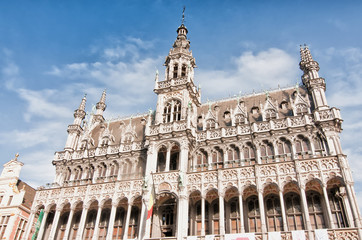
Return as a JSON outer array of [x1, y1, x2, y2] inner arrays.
[[32, 209, 44, 240], [146, 191, 154, 220], [225, 233, 255, 240], [268, 232, 281, 240], [315, 229, 328, 240], [291, 230, 306, 240]]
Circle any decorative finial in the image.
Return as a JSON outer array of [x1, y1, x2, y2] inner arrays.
[[15, 153, 19, 160], [295, 82, 300, 94], [182, 6, 186, 25], [207, 99, 212, 111], [265, 90, 269, 100]]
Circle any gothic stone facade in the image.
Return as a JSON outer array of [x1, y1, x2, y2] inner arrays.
[[25, 24, 362, 240]]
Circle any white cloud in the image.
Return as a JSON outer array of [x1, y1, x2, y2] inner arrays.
[[18, 88, 73, 121], [197, 48, 299, 99]]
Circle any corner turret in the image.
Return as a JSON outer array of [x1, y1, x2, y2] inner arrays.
[[299, 45, 328, 110], [93, 89, 107, 124], [64, 95, 87, 151]]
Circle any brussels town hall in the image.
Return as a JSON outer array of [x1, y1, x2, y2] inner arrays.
[[24, 20, 362, 240]]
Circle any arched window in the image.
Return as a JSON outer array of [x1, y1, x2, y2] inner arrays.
[[224, 111, 232, 126], [195, 201, 202, 235], [211, 147, 223, 169], [285, 192, 304, 230], [83, 210, 97, 240], [128, 206, 139, 239], [265, 194, 283, 231], [170, 145, 180, 171], [228, 197, 240, 233], [113, 207, 125, 239], [195, 150, 208, 171], [163, 100, 182, 123], [86, 166, 94, 181], [243, 143, 256, 165], [313, 136, 325, 156], [160, 198, 176, 237], [98, 209, 111, 239], [173, 101, 181, 121], [278, 138, 292, 161], [181, 64, 187, 77], [69, 210, 82, 240], [227, 145, 240, 168], [109, 162, 119, 179], [328, 187, 348, 228], [307, 191, 326, 229], [55, 212, 69, 239], [173, 64, 178, 78], [295, 135, 311, 159], [246, 196, 261, 233], [211, 199, 220, 234], [260, 141, 275, 164], [157, 146, 167, 172]]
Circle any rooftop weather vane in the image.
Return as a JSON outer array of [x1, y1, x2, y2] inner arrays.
[[182, 6, 185, 25]]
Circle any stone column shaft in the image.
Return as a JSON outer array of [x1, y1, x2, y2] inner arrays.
[[257, 191, 267, 233], [92, 207, 102, 240], [322, 186, 335, 229], [63, 208, 74, 240], [49, 209, 62, 240], [201, 197, 205, 236], [76, 207, 88, 239], [279, 190, 288, 231], [219, 195, 225, 235], [106, 204, 117, 240], [123, 204, 132, 240], [36, 211, 49, 240], [238, 194, 245, 233], [165, 148, 171, 172]]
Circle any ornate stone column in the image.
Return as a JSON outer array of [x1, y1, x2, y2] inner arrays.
[[257, 188, 267, 233], [106, 202, 118, 240], [177, 194, 189, 239], [123, 203, 132, 240], [92, 206, 103, 240], [300, 186, 313, 239], [49, 206, 62, 240], [36, 210, 49, 240], [62, 207, 75, 240], [238, 193, 245, 233], [346, 184, 362, 228], [201, 196, 205, 236], [165, 146, 171, 172], [322, 185, 335, 229], [219, 193, 225, 235], [76, 206, 89, 239], [279, 190, 288, 231]]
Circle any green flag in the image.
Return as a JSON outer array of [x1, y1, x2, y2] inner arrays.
[[31, 209, 44, 240]]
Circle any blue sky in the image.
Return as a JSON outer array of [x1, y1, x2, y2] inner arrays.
[[1, 0, 362, 207]]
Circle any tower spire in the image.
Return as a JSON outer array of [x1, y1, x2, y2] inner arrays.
[[181, 6, 185, 25], [93, 89, 107, 124], [299, 45, 328, 110]]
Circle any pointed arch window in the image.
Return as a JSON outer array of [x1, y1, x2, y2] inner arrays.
[[285, 192, 304, 230], [83, 210, 97, 240], [328, 187, 348, 228], [195, 150, 208, 171], [181, 64, 187, 77], [246, 196, 261, 233], [260, 141, 275, 164], [227, 145, 240, 168], [295, 135, 311, 159], [307, 191, 326, 229], [128, 206, 139, 239], [113, 207, 125, 239], [157, 146, 167, 172], [173, 64, 178, 78], [163, 99, 182, 123], [265, 194, 283, 231], [278, 138, 292, 161], [211, 147, 223, 169], [313, 135, 325, 156], [243, 143, 256, 165], [228, 197, 241, 233]]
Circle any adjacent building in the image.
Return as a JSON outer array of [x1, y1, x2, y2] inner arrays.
[[0, 154, 35, 240], [25, 22, 361, 240]]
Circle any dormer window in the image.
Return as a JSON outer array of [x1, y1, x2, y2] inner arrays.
[[80, 140, 87, 150], [235, 114, 245, 125], [173, 64, 178, 78], [295, 104, 308, 116], [206, 119, 216, 130], [163, 99, 182, 123], [280, 101, 288, 110], [265, 109, 277, 120], [251, 107, 259, 115], [101, 138, 109, 147]]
